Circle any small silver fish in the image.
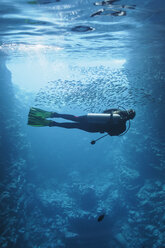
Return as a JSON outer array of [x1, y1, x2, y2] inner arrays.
[[91, 9, 104, 17], [94, 0, 119, 6]]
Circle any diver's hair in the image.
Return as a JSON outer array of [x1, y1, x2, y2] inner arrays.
[[127, 109, 136, 119]]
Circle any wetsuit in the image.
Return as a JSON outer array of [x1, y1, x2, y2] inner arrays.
[[50, 109, 127, 136]]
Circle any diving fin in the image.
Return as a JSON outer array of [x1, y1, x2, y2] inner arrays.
[[27, 115, 54, 127], [28, 107, 54, 119]]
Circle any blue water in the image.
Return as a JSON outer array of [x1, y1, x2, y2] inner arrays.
[[0, 0, 165, 247]]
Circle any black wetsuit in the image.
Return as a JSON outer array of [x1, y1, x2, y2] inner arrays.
[[50, 109, 127, 136]]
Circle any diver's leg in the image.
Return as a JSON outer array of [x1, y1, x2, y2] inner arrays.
[[49, 121, 80, 128], [51, 113, 87, 122], [49, 121, 97, 133]]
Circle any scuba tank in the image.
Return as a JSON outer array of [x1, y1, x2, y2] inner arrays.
[[87, 113, 121, 124], [87, 113, 111, 124]]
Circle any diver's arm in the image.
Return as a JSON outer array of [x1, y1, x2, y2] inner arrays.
[[112, 113, 122, 124], [108, 118, 126, 136], [108, 125, 126, 136]]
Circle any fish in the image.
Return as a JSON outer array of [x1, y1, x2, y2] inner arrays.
[[71, 26, 94, 32], [111, 10, 126, 16], [91, 9, 104, 17], [122, 5, 136, 10], [94, 0, 120, 6], [91, 8, 126, 17], [98, 214, 105, 222]]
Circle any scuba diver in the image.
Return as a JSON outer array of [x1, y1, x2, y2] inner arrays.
[[28, 107, 136, 144]]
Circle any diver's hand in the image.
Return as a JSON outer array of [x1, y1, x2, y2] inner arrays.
[[112, 114, 122, 124]]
